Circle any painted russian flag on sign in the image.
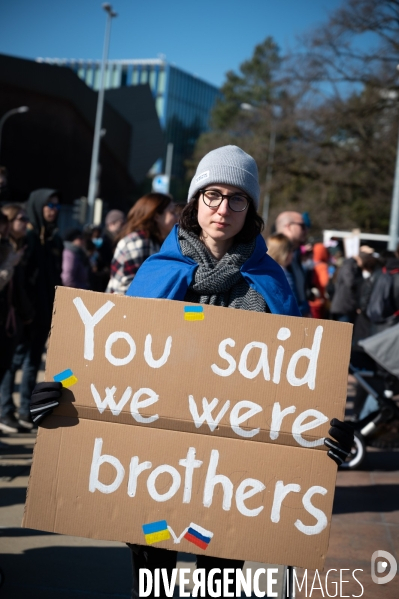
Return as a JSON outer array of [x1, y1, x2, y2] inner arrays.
[[184, 522, 213, 550], [184, 306, 204, 321]]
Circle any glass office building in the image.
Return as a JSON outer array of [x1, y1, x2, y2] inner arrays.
[[38, 58, 222, 184]]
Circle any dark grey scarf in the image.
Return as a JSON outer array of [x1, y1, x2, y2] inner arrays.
[[178, 228, 269, 312]]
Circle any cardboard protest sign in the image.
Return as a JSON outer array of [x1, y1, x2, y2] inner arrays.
[[23, 287, 352, 569]]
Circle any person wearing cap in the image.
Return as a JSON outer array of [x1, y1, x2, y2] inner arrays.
[[126, 146, 299, 314], [123, 146, 353, 595], [30, 146, 354, 597], [105, 209, 125, 232]]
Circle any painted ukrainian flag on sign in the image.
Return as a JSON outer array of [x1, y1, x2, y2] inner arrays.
[[184, 306, 204, 321], [53, 368, 78, 388], [142, 520, 171, 545], [184, 522, 213, 550]]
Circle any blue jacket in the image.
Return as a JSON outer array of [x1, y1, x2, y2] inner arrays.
[[126, 225, 300, 317]]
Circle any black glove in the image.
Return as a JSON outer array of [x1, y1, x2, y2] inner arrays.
[[324, 418, 354, 467], [30, 381, 63, 424]]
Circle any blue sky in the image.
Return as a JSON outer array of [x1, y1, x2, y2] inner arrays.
[[2, 0, 344, 88]]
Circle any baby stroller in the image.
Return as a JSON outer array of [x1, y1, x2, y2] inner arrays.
[[343, 323, 399, 469]]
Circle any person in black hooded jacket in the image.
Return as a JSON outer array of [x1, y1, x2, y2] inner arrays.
[[25, 189, 64, 314], [0, 189, 63, 430]]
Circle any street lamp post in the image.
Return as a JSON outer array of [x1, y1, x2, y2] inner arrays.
[[0, 106, 29, 162], [388, 125, 399, 250], [388, 66, 399, 250], [240, 102, 276, 225], [262, 119, 276, 226], [87, 3, 117, 224]]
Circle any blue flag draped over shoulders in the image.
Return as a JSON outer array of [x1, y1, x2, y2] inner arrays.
[[125, 225, 300, 317]]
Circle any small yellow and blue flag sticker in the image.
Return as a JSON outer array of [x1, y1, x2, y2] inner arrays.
[[142, 520, 171, 545], [53, 368, 78, 388], [184, 306, 204, 321]]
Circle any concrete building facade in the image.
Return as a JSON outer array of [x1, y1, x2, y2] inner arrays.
[[38, 58, 222, 196], [0, 54, 163, 213]]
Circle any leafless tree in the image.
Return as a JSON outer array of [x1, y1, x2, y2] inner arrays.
[[191, 0, 399, 235]]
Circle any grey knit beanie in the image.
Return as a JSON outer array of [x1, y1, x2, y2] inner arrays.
[[187, 145, 260, 209]]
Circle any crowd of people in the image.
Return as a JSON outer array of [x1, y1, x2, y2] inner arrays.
[[1, 154, 399, 440], [268, 223, 399, 426], [0, 147, 357, 599], [268, 227, 399, 329], [0, 185, 177, 434], [1, 158, 399, 438]]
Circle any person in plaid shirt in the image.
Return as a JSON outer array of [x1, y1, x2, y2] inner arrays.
[[106, 193, 177, 294]]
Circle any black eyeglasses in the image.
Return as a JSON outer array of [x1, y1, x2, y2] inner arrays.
[[46, 202, 60, 210], [289, 221, 306, 229], [15, 215, 29, 222], [200, 189, 250, 212]]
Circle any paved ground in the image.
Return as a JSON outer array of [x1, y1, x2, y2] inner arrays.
[[0, 366, 285, 598], [295, 376, 399, 599], [295, 447, 399, 599], [0, 432, 285, 598], [0, 374, 398, 598]]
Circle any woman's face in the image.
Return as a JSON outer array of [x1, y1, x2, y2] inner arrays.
[[155, 202, 178, 240], [12, 211, 28, 238], [197, 184, 248, 247]]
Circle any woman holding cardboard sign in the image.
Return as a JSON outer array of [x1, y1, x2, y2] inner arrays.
[[30, 145, 353, 598]]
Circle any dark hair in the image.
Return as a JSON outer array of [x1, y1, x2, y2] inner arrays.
[[179, 195, 264, 243], [1, 203, 27, 247], [115, 193, 172, 245], [379, 249, 395, 266], [64, 227, 83, 242], [361, 255, 380, 272], [0, 212, 10, 261], [1, 203, 25, 223]]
